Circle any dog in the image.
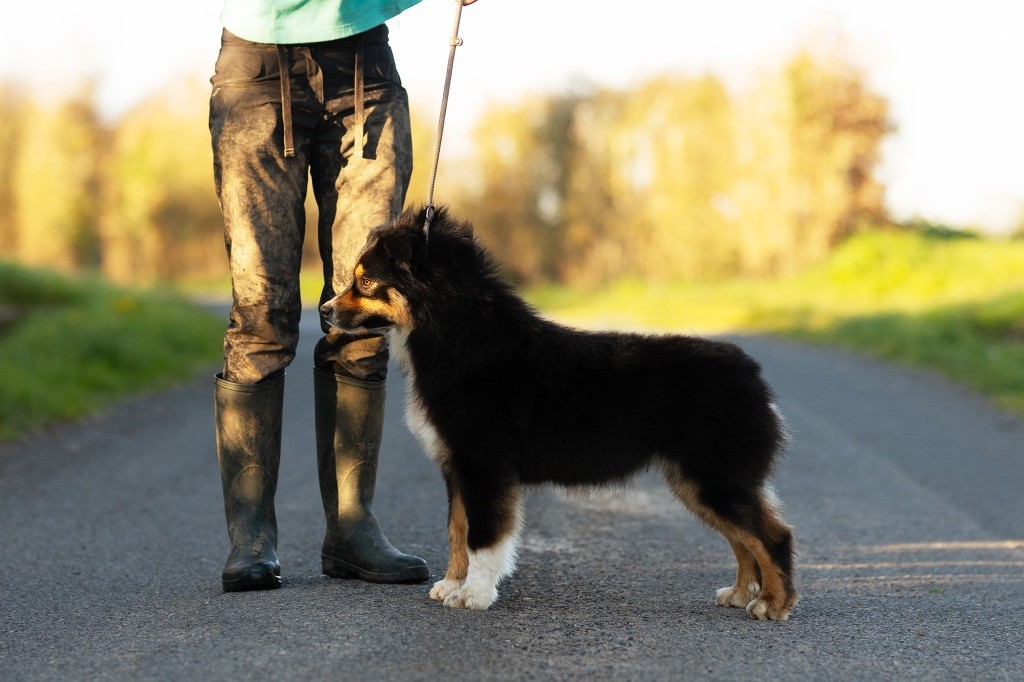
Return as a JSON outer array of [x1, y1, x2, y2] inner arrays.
[[320, 206, 798, 620]]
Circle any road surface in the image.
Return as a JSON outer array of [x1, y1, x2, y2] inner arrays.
[[2, 312, 1022, 679]]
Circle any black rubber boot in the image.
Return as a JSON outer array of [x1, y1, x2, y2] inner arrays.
[[215, 371, 284, 592], [315, 367, 429, 584]]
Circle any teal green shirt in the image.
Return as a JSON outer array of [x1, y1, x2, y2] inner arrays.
[[222, 0, 424, 43]]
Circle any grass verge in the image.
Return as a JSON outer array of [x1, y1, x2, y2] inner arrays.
[[530, 229, 1024, 414], [0, 262, 224, 440]]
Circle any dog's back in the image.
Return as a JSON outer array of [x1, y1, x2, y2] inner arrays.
[[443, 320, 785, 490]]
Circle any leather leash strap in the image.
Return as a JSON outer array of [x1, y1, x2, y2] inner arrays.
[[423, 0, 466, 243]]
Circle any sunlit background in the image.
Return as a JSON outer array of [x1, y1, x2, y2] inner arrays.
[[5, 0, 1024, 232], [4, 0, 1024, 279], [3, 0, 1024, 435]]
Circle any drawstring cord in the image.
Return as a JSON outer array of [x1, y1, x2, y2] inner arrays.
[[354, 35, 366, 159], [277, 36, 365, 160], [423, 0, 466, 243], [276, 45, 295, 158]]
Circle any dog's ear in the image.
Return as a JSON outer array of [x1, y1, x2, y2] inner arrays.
[[382, 230, 425, 276], [382, 233, 411, 263]]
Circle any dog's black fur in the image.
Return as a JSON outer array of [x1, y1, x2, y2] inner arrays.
[[321, 206, 798, 619]]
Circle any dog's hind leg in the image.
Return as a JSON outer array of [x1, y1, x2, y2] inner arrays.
[[663, 469, 759, 607], [735, 489, 797, 621], [664, 465, 796, 620], [442, 479, 523, 611], [716, 538, 763, 608], [430, 472, 470, 601]]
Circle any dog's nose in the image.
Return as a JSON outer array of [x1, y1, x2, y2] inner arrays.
[[319, 302, 332, 319]]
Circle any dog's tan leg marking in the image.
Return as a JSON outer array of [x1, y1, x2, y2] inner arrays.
[[738, 497, 798, 621], [663, 465, 796, 621], [443, 485, 523, 610], [429, 482, 469, 602], [716, 537, 762, 608]]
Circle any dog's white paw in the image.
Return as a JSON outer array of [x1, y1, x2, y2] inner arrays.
[[745, 596, 791, 621], [442, 583, 498, 610], [716, 581, 760, 608], [429, 578, 463, 601]]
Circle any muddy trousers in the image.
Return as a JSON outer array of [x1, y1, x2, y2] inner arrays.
[[209, 25, 424, 589], [210, 24, 412, 385]]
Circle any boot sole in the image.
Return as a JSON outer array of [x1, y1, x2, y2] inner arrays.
[[222, 565, 282, 592], [322, 555, 429, 584], [223, 576, 282, 592]]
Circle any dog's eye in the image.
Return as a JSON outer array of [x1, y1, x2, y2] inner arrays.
[[360, 276, 374, 291]]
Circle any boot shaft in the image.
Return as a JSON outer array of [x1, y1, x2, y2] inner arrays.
[[314, 366, 429, 583], [215, 371, 285, 551], [314, 366, 386, 524]]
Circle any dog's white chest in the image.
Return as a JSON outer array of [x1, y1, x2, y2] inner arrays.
[[405, 392, 448, 466], [392, 329, 450, 467]]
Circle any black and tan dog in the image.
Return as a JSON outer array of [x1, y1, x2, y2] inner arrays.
[[320, 207, 798, 620]]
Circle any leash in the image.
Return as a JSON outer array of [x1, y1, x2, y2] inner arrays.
[[422, 0, 467, 244]]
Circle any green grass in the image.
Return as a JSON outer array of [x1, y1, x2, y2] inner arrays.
[[530, 229, 1024, 414], [0, 262, 224, 440], [178, 269, 327, 307]]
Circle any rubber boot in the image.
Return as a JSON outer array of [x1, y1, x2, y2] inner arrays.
[[215, 371, 284, 592], [315, 367, 429, 583]]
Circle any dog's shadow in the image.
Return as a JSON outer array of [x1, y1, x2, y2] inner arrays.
[[488, 481, 737, 618]]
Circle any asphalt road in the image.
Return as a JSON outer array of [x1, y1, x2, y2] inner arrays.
[[2, 311, 1022, 680]]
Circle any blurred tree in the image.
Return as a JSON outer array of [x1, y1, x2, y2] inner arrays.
[[10, 85, 104, 271], [530, 89, 589, 281], [0, 82, 27, 255], [1011, 207, 1024, 241], [457, 86, 624, 285], [456, 95, 552, 283], [559, 87, 634, 285], [0, 44, 892, 288], [617, 75, 739, 279], [464, 47, 890, 284], [734, 50, 890, 275], [103, 78, 223, 281]]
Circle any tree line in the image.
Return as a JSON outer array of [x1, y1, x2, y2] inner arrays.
[[0, 48, 890, 287]]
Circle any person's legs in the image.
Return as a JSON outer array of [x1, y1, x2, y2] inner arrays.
[[209, 30, 314, 590], [309, 27, 427, 582], [311, 26, 413, 379], [212, 32, 311, 385]]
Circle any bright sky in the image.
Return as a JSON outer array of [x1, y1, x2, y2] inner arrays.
[[4, 0, 1024, 233]]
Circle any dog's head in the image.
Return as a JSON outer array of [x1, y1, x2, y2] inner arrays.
[[319, 206, 476, 333]]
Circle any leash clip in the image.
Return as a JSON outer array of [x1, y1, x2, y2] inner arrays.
[[423, 204, 436, 244], [423, 0, 465, 247]]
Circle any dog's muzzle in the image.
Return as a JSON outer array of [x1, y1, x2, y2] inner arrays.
[[320, 296, 346, 329]]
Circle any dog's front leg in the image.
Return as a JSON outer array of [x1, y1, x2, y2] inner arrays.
[[443, 482, 522, 611], [430, 472, 469, 601]]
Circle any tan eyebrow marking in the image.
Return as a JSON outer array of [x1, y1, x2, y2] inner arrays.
[[336, 288, 413, 329]]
